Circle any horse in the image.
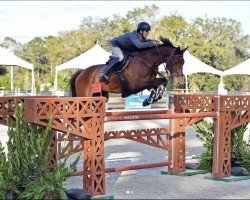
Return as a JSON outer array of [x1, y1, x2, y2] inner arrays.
[[69, 36, 187, 106]]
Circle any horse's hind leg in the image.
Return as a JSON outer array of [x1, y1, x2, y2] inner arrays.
[[75, 72, 92, 97]]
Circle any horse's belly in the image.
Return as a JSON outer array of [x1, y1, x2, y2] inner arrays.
[[102, 76, 122, 93]]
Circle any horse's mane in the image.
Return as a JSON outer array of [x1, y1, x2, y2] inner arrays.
[[158, 36, 174, 48]]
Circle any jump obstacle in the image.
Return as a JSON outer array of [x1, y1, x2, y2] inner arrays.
[[0, 92, 249, 196]]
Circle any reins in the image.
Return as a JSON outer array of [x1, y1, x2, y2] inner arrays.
[[134, 45, 184, 78], [135, 46, 175, 70]]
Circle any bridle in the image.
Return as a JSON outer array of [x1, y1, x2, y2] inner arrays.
[[156, 46, 184, 78], [135, 45, 184, 78]]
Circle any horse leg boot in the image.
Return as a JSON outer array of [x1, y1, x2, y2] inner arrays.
[[142, 89, 157, 107], [99, 57, 120, 83], [155, 81, 168, 101]]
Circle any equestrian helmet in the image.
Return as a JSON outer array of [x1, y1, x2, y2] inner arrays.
[[137, 22, 151, 32]]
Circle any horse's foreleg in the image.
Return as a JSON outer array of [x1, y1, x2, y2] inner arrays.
[[142, 79, 159, 107], [143, 78, 168, 106], [154, 77, 168, 100], [155, 77, 168, 86]]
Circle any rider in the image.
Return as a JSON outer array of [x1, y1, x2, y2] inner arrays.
[[99, 22, 160, 82]]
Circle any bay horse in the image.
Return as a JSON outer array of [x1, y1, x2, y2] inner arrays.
[[69, 36, 187, 106]]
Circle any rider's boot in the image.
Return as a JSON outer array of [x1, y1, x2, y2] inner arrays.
[[99, 57, 120, 83]]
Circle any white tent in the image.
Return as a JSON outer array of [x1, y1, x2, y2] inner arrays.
[[220, 58, 250, 94], [182, 51, 222, 76], [159, 51, 222, 93], [54, 43, 111, 91], [222, 58, 250, 76], [0, 46, 35, 94]]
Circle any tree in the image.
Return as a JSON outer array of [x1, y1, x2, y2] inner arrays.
[[79, 15, 125, 50], [0, 36, 21, 52], [180, 16, 249, 91], [126, 4, 160, 30], [153, 12, 189, 45], [17, 37, 48, 77]]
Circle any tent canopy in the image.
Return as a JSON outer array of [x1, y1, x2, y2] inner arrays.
[[56, 44, 111, 72], [183, 51, 222, 76], [159, 51, 222, 76], [0, 46, 33, 70], [222, 58, 250, 76], [0, 46, 35, 93], [54, 43, 110, 91]]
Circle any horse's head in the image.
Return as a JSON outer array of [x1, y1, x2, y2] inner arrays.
[[158, 36, 187, 89]]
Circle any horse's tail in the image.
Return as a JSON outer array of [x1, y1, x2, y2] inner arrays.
[[69, 70, 82, 97]]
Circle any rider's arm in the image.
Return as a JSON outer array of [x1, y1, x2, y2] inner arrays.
[[129, 34, 154, 49]]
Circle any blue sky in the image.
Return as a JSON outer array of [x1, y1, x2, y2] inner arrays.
[[0, 1, 250, 44]]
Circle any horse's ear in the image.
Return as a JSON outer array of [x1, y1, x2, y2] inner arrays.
[[179, 47, 188, 54]]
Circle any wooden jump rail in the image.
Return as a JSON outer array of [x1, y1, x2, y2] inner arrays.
[[73, 161, 172, 176], [105, 109, 216, 121], [104, 108, 216, 179], [105, 161, 171, 173]]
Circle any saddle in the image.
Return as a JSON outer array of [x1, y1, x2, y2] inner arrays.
[[105, 54, 132, 98], [105, 54, 129, 71]]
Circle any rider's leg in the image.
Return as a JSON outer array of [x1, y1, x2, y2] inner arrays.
[[99, 57, 119, 82], [109, 43, 124, 62], [99, 43, 124, 82]]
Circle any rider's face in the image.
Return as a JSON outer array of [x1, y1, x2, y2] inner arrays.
[[141, 30, 149, 39]]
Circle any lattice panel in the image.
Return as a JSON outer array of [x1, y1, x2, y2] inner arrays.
[[220, 96, 250, 132], [46, 131, 58, 170], [230, 110, 250, 130], [176, 132, 186, 171], [25, 97, 105, 140], [221, 95, 250, 111], [169, 117, 186, 172], [168, 118, 186, 173], [173, 94, 217, 113], [0, 96, 27, 125], [222, 111, 231, 177], [83, 115, 105, 196], [105, 128, 170, 150], [0, 96, 60, 172], [57, 132, 83, 159], [0, 96, 57, 125]]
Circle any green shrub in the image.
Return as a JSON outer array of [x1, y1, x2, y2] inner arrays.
[[0, 101, 80, 199], [198, 151, 213, 172], [192, 119, 250, 172], [192, 119, 214, 172], [231, 123, 249, 166]]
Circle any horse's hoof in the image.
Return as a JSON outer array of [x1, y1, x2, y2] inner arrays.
[[142, 99, 150, 107], [153, 98, 158, 103]]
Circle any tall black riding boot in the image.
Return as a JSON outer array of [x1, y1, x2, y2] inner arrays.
[[99, 57, 120, 83]]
